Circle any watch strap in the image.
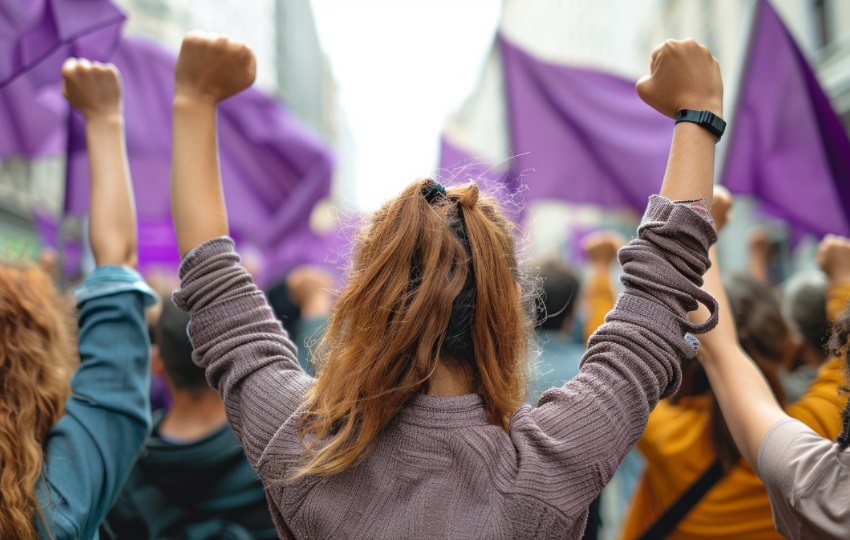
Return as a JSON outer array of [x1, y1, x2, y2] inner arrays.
[[675, 109, 726, 143]]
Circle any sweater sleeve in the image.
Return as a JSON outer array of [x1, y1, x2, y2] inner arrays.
[[36, 267, 156, 539], [172, 237, 314, 468], [511, 196, 718, 518]]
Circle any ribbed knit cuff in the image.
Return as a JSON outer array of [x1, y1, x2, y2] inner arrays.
[[74, 266, 158, 308], [617, 195, 719, 357], [173, 236, 240, 312], [177, 236, 237, 279]]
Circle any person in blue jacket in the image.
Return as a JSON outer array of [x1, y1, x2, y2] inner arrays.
[[0, 58, 155, 539], [103, 300, 278, 539]]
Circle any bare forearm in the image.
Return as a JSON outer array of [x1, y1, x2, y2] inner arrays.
[[659, 122, 717, 203], [171, 96, 229, 257], [86, 115, 137, 267], [701, 344, 788, 468], [697, 247, 787, 468]]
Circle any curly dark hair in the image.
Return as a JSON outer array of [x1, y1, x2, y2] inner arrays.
[[827, 302, 850, 450]]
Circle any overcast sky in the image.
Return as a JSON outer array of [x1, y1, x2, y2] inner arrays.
[[310, 0, 501, 210]]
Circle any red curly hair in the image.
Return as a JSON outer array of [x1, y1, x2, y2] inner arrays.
[[0, 264, 76, 539]]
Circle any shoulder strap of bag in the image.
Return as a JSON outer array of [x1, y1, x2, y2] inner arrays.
[[638, 459, 725, 540]]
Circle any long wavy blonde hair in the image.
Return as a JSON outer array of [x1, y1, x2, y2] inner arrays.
[[0, 264, 76, 539], [295, 179, 534, 478]]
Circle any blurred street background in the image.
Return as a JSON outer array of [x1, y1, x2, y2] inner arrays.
[[2, 0, 849, 286]]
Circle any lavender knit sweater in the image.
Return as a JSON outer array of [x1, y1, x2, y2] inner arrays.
[[173, 195, 718, 539]]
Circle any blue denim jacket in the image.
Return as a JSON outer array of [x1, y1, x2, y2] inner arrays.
[[36, 266, 156, 539]]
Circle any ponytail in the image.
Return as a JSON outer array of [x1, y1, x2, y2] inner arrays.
[[294, 179, 532, 478]]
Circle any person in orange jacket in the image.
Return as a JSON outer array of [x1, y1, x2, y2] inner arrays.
[[616, 188, 848, 540]]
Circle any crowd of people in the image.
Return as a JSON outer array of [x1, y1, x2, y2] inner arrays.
[[0, 31, 847, 539]]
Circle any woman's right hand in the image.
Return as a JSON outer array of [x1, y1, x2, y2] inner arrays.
[[636, 38, 723, 119], [174, 30, 256, 105]]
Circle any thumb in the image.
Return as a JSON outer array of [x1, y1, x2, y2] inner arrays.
[[635, 74, 653, 105]]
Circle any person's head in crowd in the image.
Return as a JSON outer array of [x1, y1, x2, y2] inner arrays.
[[534, 258, 580, 333], [152, 300, 209, 396], [690, 273, 792, 468], [727, 274, 795, 373], [144, 271, 181, 410], [675, 267, 792, 469], [0, 265, 76, 537], [783, 270, 829, 367], [298, 179, 535, 477], [826, 302, 850, 450]]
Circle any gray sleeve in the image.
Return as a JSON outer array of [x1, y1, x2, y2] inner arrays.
[[173, 237, 315, 469], [510, 196, 719, 515], [758, 419, 849, 540]]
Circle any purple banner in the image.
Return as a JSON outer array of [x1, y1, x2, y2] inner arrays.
[[0, 67, 66, 157], [722, 0, 850, 238], [500, 34, 672, 212], [64, 37, 335, 281], [0, 0, 125, 87]]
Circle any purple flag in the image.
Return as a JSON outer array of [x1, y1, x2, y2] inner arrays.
[[500, 35, 673, 211], [0, 68, 66, 157], [0, 0, 125, 87], [64, 37, 335, 281], [722, 0, 850, 238]]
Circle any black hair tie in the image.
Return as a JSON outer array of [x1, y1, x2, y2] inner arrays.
[[422, 181, 447, 204]]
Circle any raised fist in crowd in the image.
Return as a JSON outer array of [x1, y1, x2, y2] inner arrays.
[[636, 38, 723, 119], [710, 185, 733, 232], [175, 30, 256, 104], [582, 231, 626, 269], [287, 266, 334, 319], [62, 59, 122, 119], [816, 234, 850, 287]]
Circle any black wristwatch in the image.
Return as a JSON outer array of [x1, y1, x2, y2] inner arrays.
[[675, 109, 726, 143]]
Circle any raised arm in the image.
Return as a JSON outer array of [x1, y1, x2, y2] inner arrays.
[[818, 235, 850, 317], [62, 59, 137, 267], [37, 61, 156, 539], [695, 188, 788, 469], [637, 39, 723, 202], [169, 32, 311, 471], [580, 231, 622, 343], [171, 30, 255, 257], [513, 40, 724, 512]]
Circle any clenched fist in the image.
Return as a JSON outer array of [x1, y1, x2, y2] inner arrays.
[[62, 58, 121, 119], [582, 231, 626, 268], [174, 30, 256, 104], [636, 39, 723, 119], [816, 234, 850, 286]]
